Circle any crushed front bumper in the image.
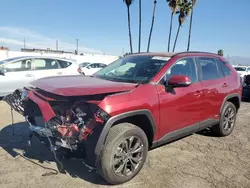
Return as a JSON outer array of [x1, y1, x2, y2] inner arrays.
[[25, 117, 76, 151], [3, 88, 73, 150]]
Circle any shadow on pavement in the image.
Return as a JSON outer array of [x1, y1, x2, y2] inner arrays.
[[0, 122, 109, 186], [196, 128, 218, 137]]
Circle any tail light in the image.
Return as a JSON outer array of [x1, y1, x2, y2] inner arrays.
[[77, 67, 82, 74]]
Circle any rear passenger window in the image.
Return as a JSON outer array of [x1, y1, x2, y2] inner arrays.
[[90, 63, 100, 68], [217, 59, 231, 76], [198, 57, 220, 81], [33, 59, 60, 70]]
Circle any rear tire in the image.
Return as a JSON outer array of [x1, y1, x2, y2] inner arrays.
[[211, 101, 237, 137], [98, 123, 148, 185]]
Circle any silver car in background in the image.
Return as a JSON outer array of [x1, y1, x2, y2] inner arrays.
[[0, 56, 81, 97]]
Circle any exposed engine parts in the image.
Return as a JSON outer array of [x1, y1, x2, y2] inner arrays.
[[24, 100, 108, 152]]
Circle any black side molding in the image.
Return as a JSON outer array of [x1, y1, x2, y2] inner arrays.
[[94, 109, 156, 161], [220, 93, 241, 113], [152, 118, 219, 148]]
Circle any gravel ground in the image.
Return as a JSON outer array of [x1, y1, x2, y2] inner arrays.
[[0, 100, 250, 188]]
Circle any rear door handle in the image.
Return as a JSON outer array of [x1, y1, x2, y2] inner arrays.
[[222, 83, 228, 88], [57, 72, 62, 75], [25, 74, 33, 77]]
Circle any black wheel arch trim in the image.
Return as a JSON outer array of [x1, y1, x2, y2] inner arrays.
[[220, 93, 241, 113], [94, 109, 156, 163]]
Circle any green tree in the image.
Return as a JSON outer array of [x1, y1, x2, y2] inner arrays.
[[187, 0, 197, 51], [147, 0, 157, 52], [138, 0, 142, 52], [167, 0, 180, 52], [172, 0, 192, 52], [123, 0, 134, 53], [218, 49, 224, 56]]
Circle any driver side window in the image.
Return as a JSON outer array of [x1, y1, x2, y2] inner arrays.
[[4, 59, 32, 72], [160, 58, 198, 85]]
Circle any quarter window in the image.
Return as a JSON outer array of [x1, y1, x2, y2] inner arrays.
[[217, 59, 231, 76], [57, 60, 72, 68], [198, 57, 220, 81], [162, 58, 198, 84]]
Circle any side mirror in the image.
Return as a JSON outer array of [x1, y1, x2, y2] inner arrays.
[[0, 67, 6, 76], [167, 75, 191, 88]]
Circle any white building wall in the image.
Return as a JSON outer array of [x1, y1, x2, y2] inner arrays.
[[0, 50, 119, 65]]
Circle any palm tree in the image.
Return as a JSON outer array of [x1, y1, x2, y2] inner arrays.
[[187, 0, 197, 51], [124, 0, 134, 53], [147, 0, 157, 52], [138, 0, 142, 52], [172, 0, 192, 52], [218, 49, 224, 56], [167, 0, 180, 52]]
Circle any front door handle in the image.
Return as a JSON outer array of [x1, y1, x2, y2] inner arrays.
[[194, 90, 203, 96], [57, 72, 62, 75], [25, 74, 33, 77]]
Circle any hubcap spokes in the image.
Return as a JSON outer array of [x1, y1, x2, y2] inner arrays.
[[113, 136, 144, 176], [223, 107, 235, 130]]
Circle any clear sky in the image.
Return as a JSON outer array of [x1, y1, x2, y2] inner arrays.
[[0, 0, 249, 57]]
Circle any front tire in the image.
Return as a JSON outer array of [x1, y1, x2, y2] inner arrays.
[[211, 101, 237, 137], [99, 123, 148, 185]]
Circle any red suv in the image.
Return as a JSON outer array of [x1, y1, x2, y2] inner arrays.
[[4, 52, 242, 184]]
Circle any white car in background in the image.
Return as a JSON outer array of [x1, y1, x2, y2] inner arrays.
[[234, 66, 250, 80], [79, 62, 107, 75], [0, 56, 81, 97]]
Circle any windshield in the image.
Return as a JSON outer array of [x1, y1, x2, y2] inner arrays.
[[235, 67, 246, 71], [79, 62, 91, 67], [94, 55, 170, 84], [0, 57, 19, 66]]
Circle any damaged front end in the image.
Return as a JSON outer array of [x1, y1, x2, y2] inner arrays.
[[3, 87, 110, 165]]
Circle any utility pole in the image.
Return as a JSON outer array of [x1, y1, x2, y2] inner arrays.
[[76, 39, 79, 55], [56, 40, 58, 51], [24, 38, 26, 49]]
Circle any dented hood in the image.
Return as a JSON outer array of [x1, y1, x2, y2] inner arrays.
[[30, 75, 137, 96]]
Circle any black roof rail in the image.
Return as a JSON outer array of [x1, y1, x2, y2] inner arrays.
[[124, 52, 149, 55], [173, 51, 218, 56]]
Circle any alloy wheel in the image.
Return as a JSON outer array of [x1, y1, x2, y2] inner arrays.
[[223, 107, 235, 131], [113, 136, 144, 177]]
